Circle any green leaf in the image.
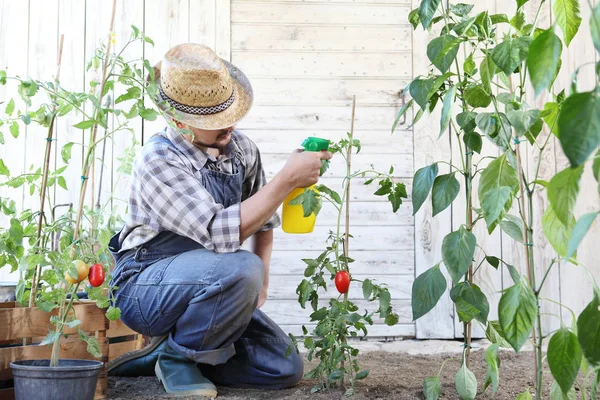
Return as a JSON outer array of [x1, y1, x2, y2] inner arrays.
[[499, 278, 537, 352], [0, 70, 5, 85], [106, 306, 121, 321], [506, 109, 541, 136], [548, 327, 582, 394], [0, 159, 9, 176], [455, 362, 477, 400], [542, 205, 576, 257], [10, 121, 19, 138], [362, 279, 373, 300], [427, 35, 462, 74], [463, 54, 476, 76], [486, 256, 500, 269], [480, 54, 497, 93], [463, 131, 482, 154], [432, 173, 460, 216], [115, 86, 142, 104], [481, 187, 512, 232], [550, 380, 577, 400], [442, 226, 476, 283], [392, 98, 413, 133], [410, 78, 435, 111], [557, 91, 600, 168], [592, 3, 600, 53], [388, 182, 407, 213], [454, 17, 477, 36], [5, 98, 15, 116], [451, 3, 474, 17], [450, 282, 490, 323], [139, 108, 159, 121], [61, 142, 74, 163], [457, 111, 477, 132], [315, 185, 341, 204], [511, 9, 527, 31], [491, 36, 532, 76], [517, 0, 530, 8], [486, 321, 512, 348], [524, 118, 544, 145], [39, 330, 61, 346], [501, 214, 525, 243], [527, 28, 563, 96], [464, 84, 491, 108], [475, 11, 492, 38], [412, 163, 438, 215], [73, 119, 97, 129], [548, 165, 583, 226], [57, 176, 67, 190], [412, 263, 447, 320], [577, 290, 600, 366], [440, 85, 457, 137], [479, 154, 519, 232], [490, 14, 510, 24], [593, 149, 600, 182], [516, 390, 533, 400], [566, 212, 598, 259], [409, 8, 420, 29], [542, 101, 561, 136], [554, 0, 582, 47], [423, 376, 441, 400], [355, 370, 369, 380], [418, 0, 442, 29], [483, 344, 500, 393], [65, 319, 81, 328]]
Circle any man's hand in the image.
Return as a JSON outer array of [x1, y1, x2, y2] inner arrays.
[[282, 149, 333, 189], [257, 285, 268, 308]]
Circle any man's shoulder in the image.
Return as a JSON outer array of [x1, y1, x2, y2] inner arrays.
[[136, 132, 187, 168]]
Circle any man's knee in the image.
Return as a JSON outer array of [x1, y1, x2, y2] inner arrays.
[[275, 347, 304, 388], [224, 250, 264, 292]]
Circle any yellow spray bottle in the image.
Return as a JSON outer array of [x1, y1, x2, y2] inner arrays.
[[282, 137, 330, 234]]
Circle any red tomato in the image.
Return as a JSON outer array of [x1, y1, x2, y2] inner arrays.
[[335, 271, 350, 294], [88, 264, 105, 287]]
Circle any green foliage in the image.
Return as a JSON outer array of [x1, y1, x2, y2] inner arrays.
[[548, 328, 582, 395], [431, 173, 460, 216], [412, 163, 438, 215], [411, 263, 447, 320], [557, 91, 600, 168], [577, 289, 600, 367], [499, 278, 537, 352], [527, 28, 562, 96], [450, 282, 489, 324], [442, 226, 476, 283], [542, 205, 576, 257], [423, 376, 441, 400], [554, 0, 582, 46], [483, 344, 500, 393], [455, 360, 477, 399]]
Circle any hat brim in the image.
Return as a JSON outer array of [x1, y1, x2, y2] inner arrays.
[[152, 59, 253, 131]]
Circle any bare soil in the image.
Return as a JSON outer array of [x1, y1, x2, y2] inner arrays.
[[108, 347, 560, 399]]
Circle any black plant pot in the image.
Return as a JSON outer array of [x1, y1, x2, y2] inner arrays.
[[10, 359, 103, 400]]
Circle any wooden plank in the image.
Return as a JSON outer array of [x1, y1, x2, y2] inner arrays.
[[248, 129, 413, 154], [312, 201, 413, 226], [107, 319, 138, 338], [232, 0, 411, 4], [268, 250, 415, 276], [189, 0, 217, 48], [232, 51, 411, 78], [249, 77, 410, 106], [412, 0, 454, 339], [281, 323, 415, 338], [268, 273, 412, 300], [0, 388, 14, 400], [0, 339, 108, 381], [262, 152, 412, 179], [273, 226, 414, 252], [240, 105, 411, 131], [0, 304, 107, 341], [231, 2, 411, 25], [108, 341, 140, 362], [232, 25, 411, 52], [215, 0, 231, 60], [262, 299, 412, 325], [143, 0, 191, 139]]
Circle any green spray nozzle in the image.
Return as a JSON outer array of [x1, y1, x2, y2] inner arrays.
[[302, 137, 330, 152]]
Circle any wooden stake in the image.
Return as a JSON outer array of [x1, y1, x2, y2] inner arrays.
[[344, 96, 356, 260], [70, 0, 117, 259], [28, 34, 65, 309]]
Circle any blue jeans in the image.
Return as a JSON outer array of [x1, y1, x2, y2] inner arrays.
[[113, 247, 303, 389]]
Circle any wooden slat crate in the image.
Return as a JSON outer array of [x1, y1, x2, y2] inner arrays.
[[0, 301, 143, 400]]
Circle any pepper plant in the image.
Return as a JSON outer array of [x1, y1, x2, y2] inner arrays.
[[288, 131, 407, 395], [399, 0, 600, 399], [0, 25, 155, 366]]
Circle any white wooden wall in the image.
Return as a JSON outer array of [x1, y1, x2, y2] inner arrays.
[[0, 0, 598, 339]]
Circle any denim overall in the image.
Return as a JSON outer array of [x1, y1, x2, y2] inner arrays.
[[108, 134, 303, 389]]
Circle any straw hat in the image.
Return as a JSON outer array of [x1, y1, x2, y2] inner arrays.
[[152, 43, 253, 130]]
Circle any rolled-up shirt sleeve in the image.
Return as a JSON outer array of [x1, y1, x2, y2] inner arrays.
[[139, 151, 241, 253]]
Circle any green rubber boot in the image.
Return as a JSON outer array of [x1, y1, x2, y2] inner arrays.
[[155, 345, 217, 398]]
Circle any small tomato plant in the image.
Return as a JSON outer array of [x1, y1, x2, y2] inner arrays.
[[288, 131, 407, 395]]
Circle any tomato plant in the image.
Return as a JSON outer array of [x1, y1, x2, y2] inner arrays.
[[0, 23, 154, 367], [288, 131, 407, 394], [404, 1, 600, 399]]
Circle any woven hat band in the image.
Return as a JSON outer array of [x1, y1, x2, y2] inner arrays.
[[159, 85, 236, 116]]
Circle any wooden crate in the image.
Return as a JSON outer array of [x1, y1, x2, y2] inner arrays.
[[0, 301, 143, 400]]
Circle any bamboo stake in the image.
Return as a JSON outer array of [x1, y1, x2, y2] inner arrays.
[[69, 0, 117, 259], [344, 96, 356, 260], [28, 34, 65, 308]]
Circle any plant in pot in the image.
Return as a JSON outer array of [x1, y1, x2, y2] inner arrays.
[[401, 0, 600, 398], [0, 18, 157, 399], [286, 99, 408, 395]]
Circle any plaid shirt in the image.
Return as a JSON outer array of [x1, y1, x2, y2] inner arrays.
[[117, 126, 280, 253]]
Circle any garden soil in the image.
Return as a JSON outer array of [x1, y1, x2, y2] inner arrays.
[[108, 346, 558, 399]]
